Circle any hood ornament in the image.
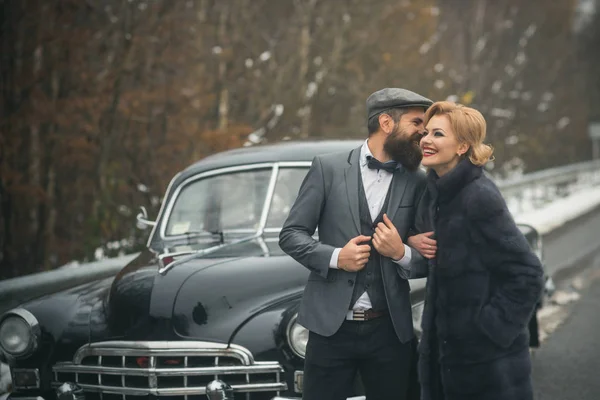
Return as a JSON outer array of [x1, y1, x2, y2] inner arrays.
[[56, 382, 85, 400], [205, 379, 234, 400]]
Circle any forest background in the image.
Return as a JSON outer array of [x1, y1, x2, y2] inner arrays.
[[1, 0, 599, 278]]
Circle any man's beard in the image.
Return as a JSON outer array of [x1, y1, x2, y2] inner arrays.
[[383, 125, 423, 171]]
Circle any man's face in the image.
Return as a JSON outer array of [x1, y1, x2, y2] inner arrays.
[[383, 108, 426, 171]]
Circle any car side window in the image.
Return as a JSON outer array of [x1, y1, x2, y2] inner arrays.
[[266, 168, 309, 229]]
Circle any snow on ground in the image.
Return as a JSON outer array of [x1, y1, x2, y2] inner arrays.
[[58, 253, 139, 270], [514, 186, 600, 235]]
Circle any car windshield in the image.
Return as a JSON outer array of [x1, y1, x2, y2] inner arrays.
[[164, 166, 309, 237]]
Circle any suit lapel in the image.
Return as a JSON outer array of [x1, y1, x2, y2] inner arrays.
[[344, 146, 362, 234], [386, 168, 408, 221]]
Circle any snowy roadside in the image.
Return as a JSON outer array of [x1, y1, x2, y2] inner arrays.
[[514, 185, 600, 235], [2, 185, 600, 395]]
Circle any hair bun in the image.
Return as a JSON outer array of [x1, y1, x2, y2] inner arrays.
[[469, 143, 494, 166]]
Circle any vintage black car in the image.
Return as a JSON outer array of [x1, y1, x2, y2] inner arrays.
[[1, 140, 546, 400]]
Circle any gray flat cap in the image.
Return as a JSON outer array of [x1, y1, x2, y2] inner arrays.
[[366, 88, 433, 121]]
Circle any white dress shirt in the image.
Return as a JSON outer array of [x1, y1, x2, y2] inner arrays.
[[329, 139, 412, 314]]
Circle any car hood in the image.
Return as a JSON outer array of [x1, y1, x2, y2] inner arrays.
[[170, 254, 308, 343], [104, 243, 308, 344]]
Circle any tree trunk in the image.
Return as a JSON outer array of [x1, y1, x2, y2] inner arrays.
[[43, 44, 61, 270], [217, 3, 229, 131], [29, 123, 40, 236], [297, 0, 318, 138], [97, 3, 135, 218]]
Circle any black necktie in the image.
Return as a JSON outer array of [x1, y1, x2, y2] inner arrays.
[[367, 155, 399, 173]]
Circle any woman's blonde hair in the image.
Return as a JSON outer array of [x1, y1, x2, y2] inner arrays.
[[423, 101, 494, 166]]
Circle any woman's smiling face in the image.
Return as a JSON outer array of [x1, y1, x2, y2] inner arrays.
[[420, 114, 469, 177]]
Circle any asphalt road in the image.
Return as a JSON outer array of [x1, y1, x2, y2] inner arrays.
[[542, 204, 600, 276], [532, 257, 600, 400]]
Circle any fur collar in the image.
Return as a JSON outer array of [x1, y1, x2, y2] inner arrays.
[[427, 159, 483, 203]]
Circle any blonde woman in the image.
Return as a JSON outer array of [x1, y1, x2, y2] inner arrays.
[[408, 101, 543, 400]]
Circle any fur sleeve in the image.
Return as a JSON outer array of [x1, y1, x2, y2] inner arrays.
[[466, 179, 544, 348]]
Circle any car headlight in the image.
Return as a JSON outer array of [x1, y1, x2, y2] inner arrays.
[[0, 309, 40, 358], [286, 313, 309, 358]]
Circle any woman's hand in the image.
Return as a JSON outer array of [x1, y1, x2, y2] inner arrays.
[[407, 231, 437, 259]]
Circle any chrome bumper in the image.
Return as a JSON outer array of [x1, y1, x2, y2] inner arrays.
[[271, 397, 366, 400], [3, 397, 45, 400]]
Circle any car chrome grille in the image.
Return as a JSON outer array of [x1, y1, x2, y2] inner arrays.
[[52, 341, 287, 400]]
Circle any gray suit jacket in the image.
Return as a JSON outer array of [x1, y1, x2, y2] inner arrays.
[[279, 145, 428, 343]]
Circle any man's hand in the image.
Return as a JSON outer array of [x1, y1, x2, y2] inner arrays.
[[373, 214, 405, 260], [407, 231, 437, 259], [338, 235, 372, 272]]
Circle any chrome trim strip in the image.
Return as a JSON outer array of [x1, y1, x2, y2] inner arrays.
[[263, 227, 282, 233], [271, 397, 302, 400], [53, 363, 284, 376], [157, 246, 212, 268], [69, 341, 254, 365], [276, 161, 312, 167], [98, 355, 103, 400], [148, 355, 157, 389], [263, 227, 318, 237], [50, 382, 288, 396], [166, 228, 256, 236], [146, 171, 182, 248], [4, 397, 46, 400], [120, 355, 125, 400], [258, 163, 280, 234], [183, 355, 188, 400], [271, 397, 365, 400], [98, 356, 102, 385], [256, 235, 270, 257]]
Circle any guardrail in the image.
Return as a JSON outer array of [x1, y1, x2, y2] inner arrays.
[[0, 159, 598, 314], [497, 159, 600, 214]]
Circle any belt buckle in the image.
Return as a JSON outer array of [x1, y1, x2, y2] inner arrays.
[[353, 310, 366, 321]]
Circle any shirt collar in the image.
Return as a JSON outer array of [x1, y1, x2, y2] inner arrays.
[[360, 139, 372, 168]]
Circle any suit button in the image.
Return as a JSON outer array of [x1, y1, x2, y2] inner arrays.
[[367, 271, 372, 276], [348, 280, 354, 286]]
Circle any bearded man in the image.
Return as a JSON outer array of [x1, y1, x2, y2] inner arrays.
[[279, 88, 433, 400]]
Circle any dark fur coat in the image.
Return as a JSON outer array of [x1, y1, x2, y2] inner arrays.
[[414, 160, 544, 400]]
